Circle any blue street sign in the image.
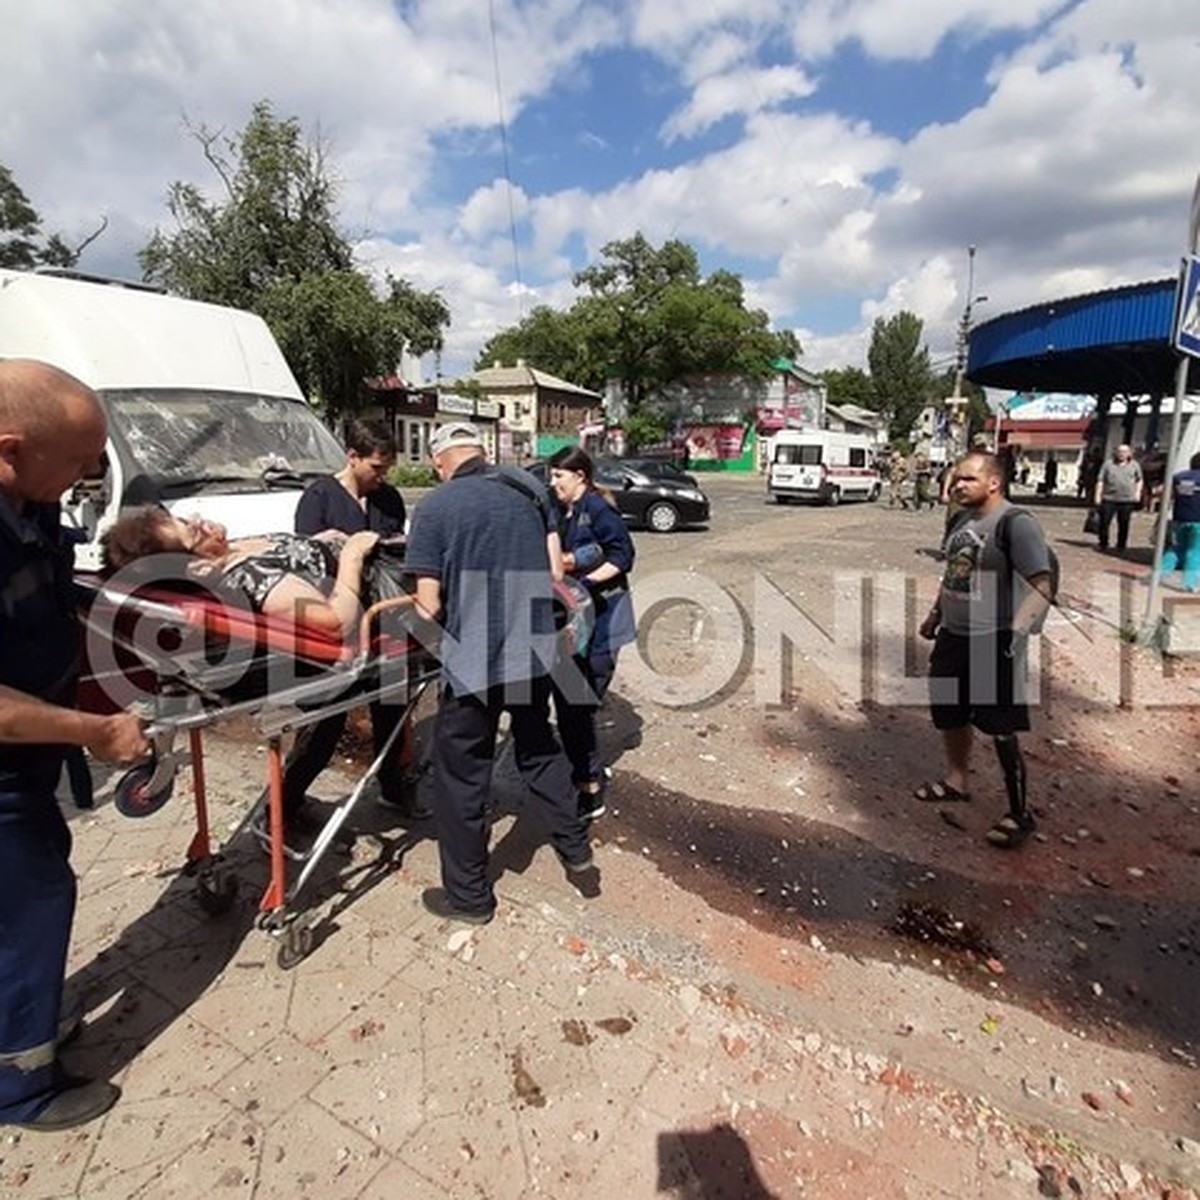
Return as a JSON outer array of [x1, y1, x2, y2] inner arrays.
[[1176, 254, 1200, 358]]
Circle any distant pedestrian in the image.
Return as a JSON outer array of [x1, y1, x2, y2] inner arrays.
[[914, 451, 1053, 850], [887, 454, 909, 509], [1042, 455, 1058, 496], [1159, 451, 1200, 592], [912, 455, 935, 511], [1093, 444, 1143, 554], [939, 460, 965, 546], [1078, 444, 1103, 500]]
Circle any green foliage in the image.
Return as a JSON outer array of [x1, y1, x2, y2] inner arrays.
[[822, 366, 875, 410], [139, 100, 450, 419], [476, 305, 598, 388], [477, 233, 800, 414], [0, 163, 82, 269], [867, 312, 934, 439], [386, 276, 450, 359], [258, 271, 406, 418], [388, 462, 437, 488], [621, 408, 668, 452], [140, 101, 353, 306]]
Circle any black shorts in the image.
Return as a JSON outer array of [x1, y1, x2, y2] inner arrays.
[[928, 630, 1030, 736]]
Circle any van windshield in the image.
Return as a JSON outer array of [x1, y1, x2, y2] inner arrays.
[[775, 444, 822, 466], [102, 389, 345, 490]]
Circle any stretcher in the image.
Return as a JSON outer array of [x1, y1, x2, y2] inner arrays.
[[76, 576, 441, 969]]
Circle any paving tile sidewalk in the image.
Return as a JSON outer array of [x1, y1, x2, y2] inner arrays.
[[3, 736, 1198, 1200]]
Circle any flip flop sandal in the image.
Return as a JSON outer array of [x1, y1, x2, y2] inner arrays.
[[985, 814, 1036, 849], [913, 780, 971, 803]]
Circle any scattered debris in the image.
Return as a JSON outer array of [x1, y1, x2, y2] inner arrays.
[[511, 1049, 546, 1108], [893, 900, 993, 956], [1036, 1163, 1063, 1197], [446, 929, 474, 955], [595, 1016, 634, 1036], [561, 1019, 593, 1046]]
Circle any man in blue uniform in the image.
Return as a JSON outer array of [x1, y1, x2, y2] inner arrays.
[[283, 420, 418, 825], [1, 359, 148, 1130], [404, 422, 593, 924]]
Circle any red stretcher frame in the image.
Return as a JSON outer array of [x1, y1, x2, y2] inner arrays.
[[76, 578, 440, 968]]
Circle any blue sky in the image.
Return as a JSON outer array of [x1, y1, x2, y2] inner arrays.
[[2, 0, 1197, 380]]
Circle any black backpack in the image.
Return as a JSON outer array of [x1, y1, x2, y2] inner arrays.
[[994, 507, 1059, 633]]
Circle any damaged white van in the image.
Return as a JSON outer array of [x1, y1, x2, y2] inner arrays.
[[0, 269, 345, 572]]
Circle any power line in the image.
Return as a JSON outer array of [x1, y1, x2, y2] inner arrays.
[[488, 0, 524, 321]]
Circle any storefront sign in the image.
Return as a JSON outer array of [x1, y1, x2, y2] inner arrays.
[[439, 393, 475, 416]]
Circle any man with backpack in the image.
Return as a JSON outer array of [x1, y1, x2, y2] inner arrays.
[[913, 451, 1055, 849]]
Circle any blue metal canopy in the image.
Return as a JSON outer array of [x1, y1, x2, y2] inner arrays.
[[966, 277, 1181, 395]]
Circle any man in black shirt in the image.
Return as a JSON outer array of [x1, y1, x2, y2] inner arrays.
[[294, 419, 406, 539], [282, 421, 420, 829]]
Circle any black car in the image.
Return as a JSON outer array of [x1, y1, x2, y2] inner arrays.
[[598, 456, 700, 488], [527, 459, 710, 532]]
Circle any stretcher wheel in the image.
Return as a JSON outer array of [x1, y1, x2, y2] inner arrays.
[[113, 763, 175, 818], [196, 871, 238, 916], [276, 922, 314, 970]]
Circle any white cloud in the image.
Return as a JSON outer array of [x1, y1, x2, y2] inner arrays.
[[661, 65, 818, 142], [459, 180, 531, 242], [4, 0, 1200, 389], [787, 0, 1061, 61]]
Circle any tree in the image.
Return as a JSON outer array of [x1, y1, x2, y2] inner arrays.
[[866, 311, 934, 440], [475, 305, 595, 387], [1, 163, 106, 269], [386, 277, 451, 360], [477, 233, 800, 421], [140, 101, 449, 418], [821, 366, 874, 410]]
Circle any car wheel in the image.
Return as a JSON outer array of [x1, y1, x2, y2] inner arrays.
[[827, 487, 841, 507], [646, 501, 680, 532], [868, 483, 881, 502]]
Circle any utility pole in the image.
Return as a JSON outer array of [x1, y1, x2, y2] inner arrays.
[[949, 245, 987, 457], [1142, 170, 1200, 640]]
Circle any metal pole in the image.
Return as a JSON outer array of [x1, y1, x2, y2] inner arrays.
[[1141, 171, 1200, 638], [950, 246, 976, 455], [1142, 353, 1192, 633]]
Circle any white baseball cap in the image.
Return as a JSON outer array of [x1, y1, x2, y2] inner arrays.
[[428, 421, 484, 457]]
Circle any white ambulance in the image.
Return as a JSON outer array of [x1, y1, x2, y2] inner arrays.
[[0, 268, 346, 572], [766, 429, 882, 505]]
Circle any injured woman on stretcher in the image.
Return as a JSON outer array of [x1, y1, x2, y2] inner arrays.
[[99, 505, 423, 848]]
